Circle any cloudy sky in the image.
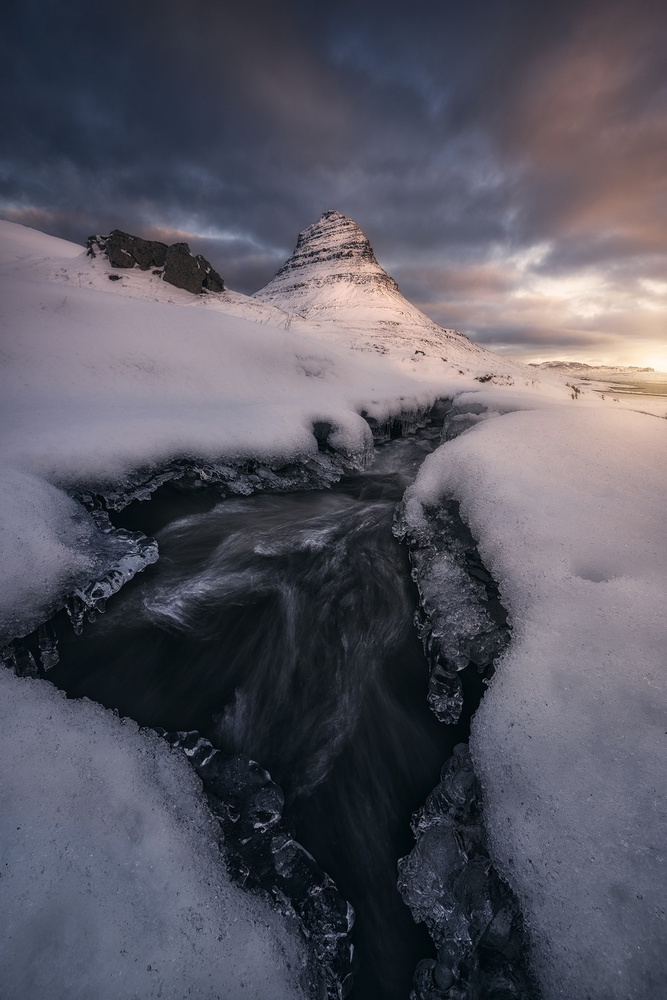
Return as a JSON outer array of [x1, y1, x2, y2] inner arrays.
[[2, 0, 666, 366]]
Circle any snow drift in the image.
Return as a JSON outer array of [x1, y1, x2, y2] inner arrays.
[[0, 667, 313, 1000], [402, 405, 667, 1000]]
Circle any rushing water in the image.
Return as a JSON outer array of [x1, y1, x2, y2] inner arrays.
[[48, 436, 477, 999]]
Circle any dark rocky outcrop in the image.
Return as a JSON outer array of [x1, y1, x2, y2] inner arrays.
[[87, 230, 224, 295], [96, 230, 168, 271]]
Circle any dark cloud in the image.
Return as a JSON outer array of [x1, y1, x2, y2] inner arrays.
[[2, 0, 666, 363]]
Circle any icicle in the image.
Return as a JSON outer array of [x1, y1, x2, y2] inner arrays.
[[37, 622, 59, 670]]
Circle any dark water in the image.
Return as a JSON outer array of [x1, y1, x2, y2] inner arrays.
[[49, 438, 472, 1000]]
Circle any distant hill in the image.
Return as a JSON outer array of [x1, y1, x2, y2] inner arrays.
[[530, 361, 654, 374]]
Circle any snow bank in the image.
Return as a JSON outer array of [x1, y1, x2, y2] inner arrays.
[[0, 468, 157, 643], [403, 405, 667, 1000], [0, 668, 311, 1000]]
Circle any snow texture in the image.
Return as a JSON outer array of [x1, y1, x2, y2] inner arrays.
[[0, 668, 312, 1000], [403, 405, 667, 1000]]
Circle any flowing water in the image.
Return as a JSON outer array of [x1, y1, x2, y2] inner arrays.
[[49, 436, 478, 999]]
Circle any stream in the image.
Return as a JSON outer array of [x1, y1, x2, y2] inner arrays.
[[46, 433, 485, 1000]]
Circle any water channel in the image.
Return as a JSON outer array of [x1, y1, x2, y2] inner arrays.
[[47, 433, 484, 999]]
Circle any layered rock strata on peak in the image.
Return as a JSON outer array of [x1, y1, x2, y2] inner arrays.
[[87, 230, 224, 295], [252, 210, 477, 358], [256, 209, 400, 299]]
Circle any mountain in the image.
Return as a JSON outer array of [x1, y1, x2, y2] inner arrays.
[[530, 361, 655, 373], [253, 210, 490, 363]]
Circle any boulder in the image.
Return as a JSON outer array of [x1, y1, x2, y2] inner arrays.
[[163, 242, 204, 294], [87, 230, 224, 294]]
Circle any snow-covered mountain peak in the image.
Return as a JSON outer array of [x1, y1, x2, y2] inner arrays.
[[252, 210, 497, 366], [254, 209, 399, 301]]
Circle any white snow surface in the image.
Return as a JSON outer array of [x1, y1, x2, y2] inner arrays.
[[0, 667, 311, 1000], [2, 218, 666, 999], [403, 406, 667, 1000], [531, 361, 667, 419]]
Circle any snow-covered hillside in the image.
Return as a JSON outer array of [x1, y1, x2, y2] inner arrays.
[[1, 216, 666, 1000]]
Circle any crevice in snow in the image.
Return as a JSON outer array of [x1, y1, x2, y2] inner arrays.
[[2, 409, 448, 999], [3, 401, 511, 1000]]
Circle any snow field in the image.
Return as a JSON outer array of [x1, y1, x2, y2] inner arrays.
[[403, 405, 667, 1000], [0, 667, 311, 1000]]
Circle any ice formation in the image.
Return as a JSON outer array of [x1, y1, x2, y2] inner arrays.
[[394, 496, 510, 724], [398, 745, 536, 1000], [0, 468, 157, 647], [161, 731, 354, 999]]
